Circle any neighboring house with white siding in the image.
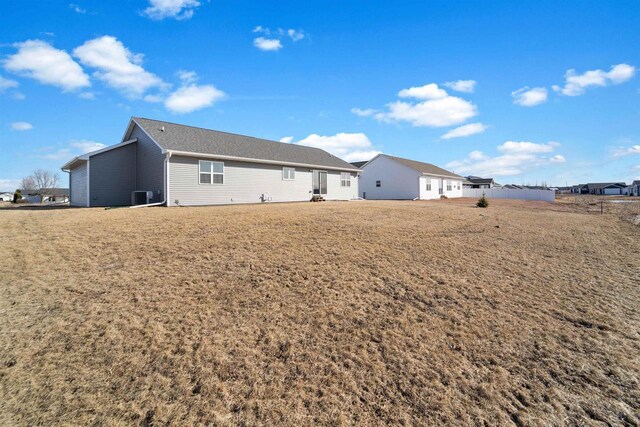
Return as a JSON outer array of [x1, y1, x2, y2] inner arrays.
[[354, 154, 464, 200], [61, 117, 360, 207]]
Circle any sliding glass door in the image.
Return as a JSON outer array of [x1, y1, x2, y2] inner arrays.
[[312, 171, 327, 195]]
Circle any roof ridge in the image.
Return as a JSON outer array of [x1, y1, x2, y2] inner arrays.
[[133, 116, 333, 156]]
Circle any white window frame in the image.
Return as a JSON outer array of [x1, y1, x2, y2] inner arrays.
[[340, 172, 351, 187], [199, 160, 224, 185], [426, 178, 432, 191], [282, 167, 295, 181], [376, 180, 381, 187], [446, 180, 452, 192]]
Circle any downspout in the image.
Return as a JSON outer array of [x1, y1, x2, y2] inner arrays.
[[129, 151, 170, 208]]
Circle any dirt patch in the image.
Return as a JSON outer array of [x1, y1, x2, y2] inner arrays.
[[0, 199, 639, 425]]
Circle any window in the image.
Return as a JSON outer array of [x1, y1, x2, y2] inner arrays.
[[199, 160, 224, 184], [446, 180, 452, 191], [341, 172, 351, 187], [283, 167, 295, 180], [426, 179, 432, 191], [376, 180, 381, 187]]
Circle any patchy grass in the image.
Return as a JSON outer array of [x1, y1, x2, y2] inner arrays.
[[1, 199, 639, 426]]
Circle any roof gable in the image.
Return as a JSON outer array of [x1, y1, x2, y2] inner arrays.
[[373, 154, 462, 178], [131, 117, 359, 171]]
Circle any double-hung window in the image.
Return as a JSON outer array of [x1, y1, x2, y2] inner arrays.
[[426, 179, 432, 191], [283, 167, 295, 180], [340, 172, 351, 187], [199, 160, 224, 184], [446, 180, 452, 191]]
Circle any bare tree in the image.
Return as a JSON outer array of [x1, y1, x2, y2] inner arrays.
[[20, 176, 35, 192], [30, 169, 60, 202]]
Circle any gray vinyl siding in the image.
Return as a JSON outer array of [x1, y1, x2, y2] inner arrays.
[[168, 155, 358, 206], [131, 125, 165, 203], [69, 162, 88, 206], [89, 143, 136, 206]]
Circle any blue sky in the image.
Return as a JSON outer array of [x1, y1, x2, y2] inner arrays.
[[1, 0, 639, 190]]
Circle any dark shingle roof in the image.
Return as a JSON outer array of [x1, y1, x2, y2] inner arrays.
[[466, 178, 494, 185], [380, 154, 462, 178], [585, 182, 627, 190], [133, 117, 358, 171], [350, 161, 368, 168]]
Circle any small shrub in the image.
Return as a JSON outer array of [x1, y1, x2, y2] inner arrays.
[[477, 193, 489, 208], [13, 189, 22, 203]]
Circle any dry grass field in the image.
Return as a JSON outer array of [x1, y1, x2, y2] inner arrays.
[[1, 199, 639, 426]]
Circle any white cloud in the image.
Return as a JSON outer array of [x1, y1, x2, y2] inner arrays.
[[253, 37, 283, 51], [73, 36, 164, 98], [69, 3, 86, 13], [34, 139, 105, 161], [553, 63, 636, 96], [363, 83, 478, 128], [295, 133, 380, 162], [143, 94, 163, 103], [287, 29, 305, 41], [143, 0, 200, 20], [0, 75, 19, 92], [165, 84, 225, 113], [252, 27, 306, 50], [4, 40, 90, 91], [446, 141, 565, 177], [398, 83, 448, 100], [498, 140, 559, 154], [441, 122, 487, 140], [512, 86, 548, 106], [78, 91, 95, 99], [177, 70, 197, 84], [351, 107, 378, 117], [279, 136, 293, 143], [70, 139, 106, 153], [612, 145, 640, 157], [444, 80, 476, 93], [0, 179, 21, 191], [11, 122, 33, 131]]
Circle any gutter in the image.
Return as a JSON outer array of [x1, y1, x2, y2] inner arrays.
[[164, 149, 361, 173], [129, 152, 171, 208]]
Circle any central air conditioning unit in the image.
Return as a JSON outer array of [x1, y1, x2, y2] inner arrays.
[[132, 191, 153, 205]]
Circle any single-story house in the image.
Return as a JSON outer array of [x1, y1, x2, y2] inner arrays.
[[582, 182, 628, 195], [628, 180, 640, 196], [21, 188, 69, 203], [463, 176, 497, 189], [0, 192, 14, 202], [353, 154, 464, 200], [61, 117, 360, 207]]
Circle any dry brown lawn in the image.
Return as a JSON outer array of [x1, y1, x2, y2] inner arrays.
[[1, 199, 639, 426]]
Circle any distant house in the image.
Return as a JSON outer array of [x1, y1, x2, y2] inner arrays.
[[0, 192, 14, 202], [354, 154, 464, 200], [22, 188, 69, 203], [61, 117, 360, 207], [629, 180, 640, 196], [463, 176, 497, 189], [582, 182, 627, 195]]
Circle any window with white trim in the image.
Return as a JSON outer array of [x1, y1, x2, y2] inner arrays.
[[340, 172, 351, 187], [283, 167, 295, 180], [376, 180, 381, 187], [199, 160, 224, 184], [446, 180, 452, 191], [426, 178, 432, 191]]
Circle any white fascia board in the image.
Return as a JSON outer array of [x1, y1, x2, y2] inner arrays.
[[130, 118, 166, 152], [422, 172, 464, 180], [166, 149, 361, 172], [60, 138, 138, 171]]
